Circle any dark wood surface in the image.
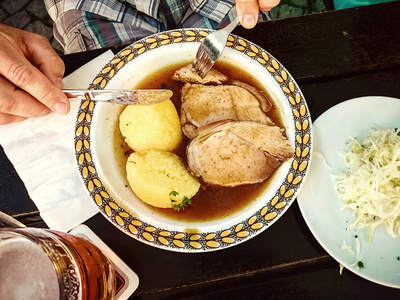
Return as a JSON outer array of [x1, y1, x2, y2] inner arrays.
[[1, 1, 400, 299]]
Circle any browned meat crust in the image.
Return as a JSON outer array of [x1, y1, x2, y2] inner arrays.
[[172, 64, 229, 85]]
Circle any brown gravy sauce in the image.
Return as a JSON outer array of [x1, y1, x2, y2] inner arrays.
[[114, 61, 284, 222]]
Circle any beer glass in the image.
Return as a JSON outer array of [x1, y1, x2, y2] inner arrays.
[[0, 211, 116, 299]]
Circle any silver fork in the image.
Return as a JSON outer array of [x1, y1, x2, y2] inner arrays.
[[193, 16, 240, 78]]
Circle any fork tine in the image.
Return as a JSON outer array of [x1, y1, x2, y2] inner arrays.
[[201, 59, 214, 77], [193, 50, 209, 75], [193, 16, 240, 78], [193, 49, 205, 70], [197, 53, 209, 72], [193, 48, 203, 68]]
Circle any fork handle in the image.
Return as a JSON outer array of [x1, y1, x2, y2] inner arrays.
[[223, 17, 240, 34]]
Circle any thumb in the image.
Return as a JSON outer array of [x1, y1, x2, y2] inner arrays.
[[235, 0, 259, 29]]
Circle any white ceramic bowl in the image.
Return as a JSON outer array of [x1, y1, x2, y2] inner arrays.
[[74, 29, 312, 252]]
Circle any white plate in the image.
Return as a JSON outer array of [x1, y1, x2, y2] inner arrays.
[[74, 29, 312, 252], [297, 96, 400, 288]]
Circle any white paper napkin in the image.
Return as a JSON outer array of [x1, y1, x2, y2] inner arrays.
[[0, 50, 115, 232]]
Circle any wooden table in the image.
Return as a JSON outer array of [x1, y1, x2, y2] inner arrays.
[[1, 1, 400, 299]]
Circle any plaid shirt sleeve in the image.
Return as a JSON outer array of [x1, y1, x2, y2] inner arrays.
[[45, 0, 268, 54]]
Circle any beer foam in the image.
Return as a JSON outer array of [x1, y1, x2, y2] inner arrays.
[[0, 237, 60, 299]]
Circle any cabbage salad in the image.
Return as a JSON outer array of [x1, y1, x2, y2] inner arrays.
[[334, 127, 400, 241]]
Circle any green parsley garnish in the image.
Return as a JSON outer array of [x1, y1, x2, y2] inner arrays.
[[172, 197, 192, 211], [357, 261, 364, 269], [172, 197, 192, 212], [169, 191, 192, 211]]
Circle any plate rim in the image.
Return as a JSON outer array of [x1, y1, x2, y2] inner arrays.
[[74, 28, 313, 252]]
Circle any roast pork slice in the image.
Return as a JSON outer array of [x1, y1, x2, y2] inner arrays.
[[187, 121, 294, 187], [172, 64, 229, 85], [230, 79, 272, 113], [181, 83, 274, 139]]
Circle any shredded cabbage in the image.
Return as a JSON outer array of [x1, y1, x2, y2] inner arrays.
[[334, 128, 400, 242], [349, 236, 362, 268], [339, 264, 344, 275], [341, 239, 354, 254], [341, 238, 362, 269]]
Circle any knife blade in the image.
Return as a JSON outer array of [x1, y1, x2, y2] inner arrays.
[[63, 89, 173, 105]]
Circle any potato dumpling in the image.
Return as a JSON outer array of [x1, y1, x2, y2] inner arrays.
[[119, 99, 182, 151], [126, 150, 200, 208]]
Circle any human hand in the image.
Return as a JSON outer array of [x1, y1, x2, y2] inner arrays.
[[236, 0, 281, 29], [0, 24, 70, 125]]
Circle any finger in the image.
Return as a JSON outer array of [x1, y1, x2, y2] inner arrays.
[[23, 32, 66, 88], [0, 112, 28, 125], [0, 75, 51, 119], [235, 0, 260, 29], [0, 39, 69, 115], [258, 0, 281, 11]]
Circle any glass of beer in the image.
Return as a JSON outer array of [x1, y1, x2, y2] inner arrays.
[[0, 212, 116, 300]]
